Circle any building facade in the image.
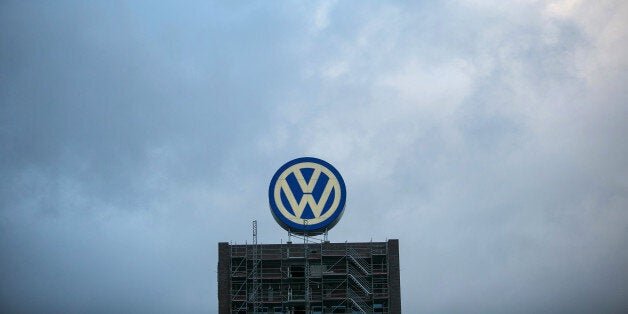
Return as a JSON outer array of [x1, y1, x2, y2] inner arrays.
[[217, 240, 401, 314]]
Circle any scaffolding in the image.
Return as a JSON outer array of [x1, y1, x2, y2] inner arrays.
[[251, 221, 262, 314], [225, 240, 395, 314]]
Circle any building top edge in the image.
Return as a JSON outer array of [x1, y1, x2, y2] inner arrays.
[[218, 239, 398, 246]]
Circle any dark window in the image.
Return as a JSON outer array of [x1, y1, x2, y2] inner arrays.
[[290, 265, 305, 277]]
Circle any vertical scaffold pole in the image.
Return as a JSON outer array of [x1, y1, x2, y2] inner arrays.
[[251, 220, 261, 314], [253, 220, 257, 245], [303, 220, 310, 314]]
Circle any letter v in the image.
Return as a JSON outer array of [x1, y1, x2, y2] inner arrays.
[[294, 167, 321, 193]]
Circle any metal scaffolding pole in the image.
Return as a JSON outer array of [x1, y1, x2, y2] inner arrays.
[[251, 220, 261, 314], [304, 219, 310, 314]]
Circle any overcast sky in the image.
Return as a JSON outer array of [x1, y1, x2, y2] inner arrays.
[[1, 1, 627, 313]]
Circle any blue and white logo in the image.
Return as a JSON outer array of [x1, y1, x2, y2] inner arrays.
[[269, 157, 346, 235]]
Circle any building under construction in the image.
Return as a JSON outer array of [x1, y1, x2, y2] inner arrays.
[[217, 239, 401, 313]]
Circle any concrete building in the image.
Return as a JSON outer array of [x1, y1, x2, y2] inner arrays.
[[217, 239, 401, 313]]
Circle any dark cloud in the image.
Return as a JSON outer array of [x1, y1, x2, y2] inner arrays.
[[0, 1, 292, 312], [1, 1, 627, 313]]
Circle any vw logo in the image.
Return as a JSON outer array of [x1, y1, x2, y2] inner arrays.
[[269, 157, 346, 235]]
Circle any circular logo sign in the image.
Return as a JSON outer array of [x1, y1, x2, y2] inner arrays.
[[269, 157, 346, 235]]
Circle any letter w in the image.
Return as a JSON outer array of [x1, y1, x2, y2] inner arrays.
[[280, 170, 334, 218]]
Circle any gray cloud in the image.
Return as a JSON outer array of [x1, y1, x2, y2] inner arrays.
[[1, 1, 627, 313]]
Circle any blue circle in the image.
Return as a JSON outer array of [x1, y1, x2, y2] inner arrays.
[[268, 157, 346, 235]]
